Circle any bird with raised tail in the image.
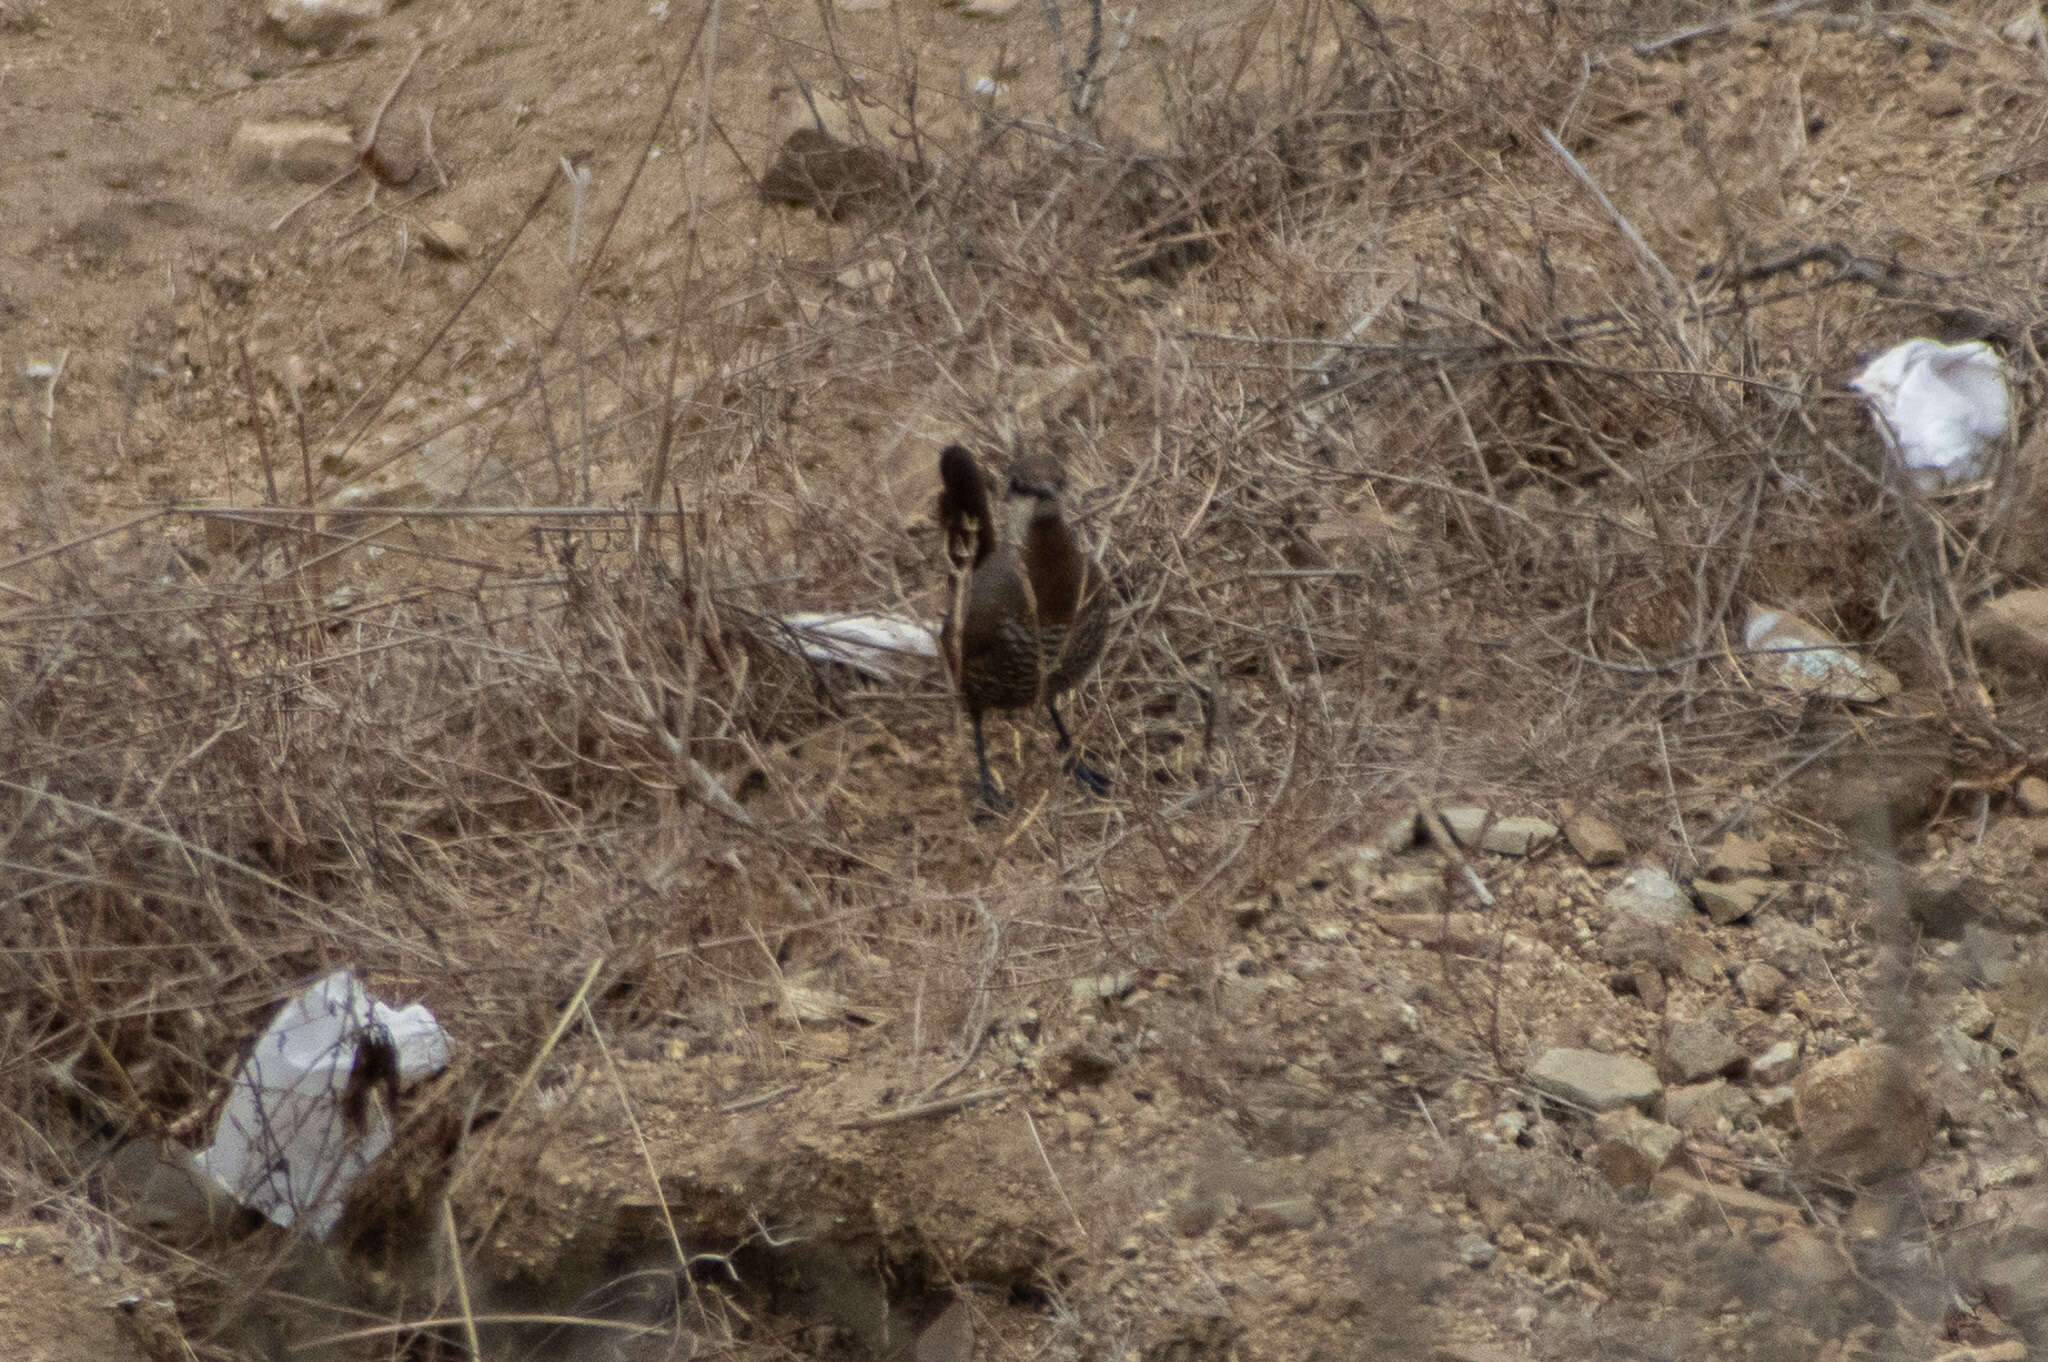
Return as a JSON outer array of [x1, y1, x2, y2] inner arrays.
[[936, 443, 1112, 812]]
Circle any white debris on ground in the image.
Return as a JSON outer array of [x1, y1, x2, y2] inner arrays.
[[772, 611, 939, 683], [1848, 338, 2011, 491], [1743, 606, 1902, 704], [196, 969, 451, 1236]]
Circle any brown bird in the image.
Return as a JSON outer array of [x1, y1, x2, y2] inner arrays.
[[938, 443, 1112, 811]]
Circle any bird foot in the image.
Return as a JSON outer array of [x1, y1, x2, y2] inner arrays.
[[1066, 755, 1112, 798], [973, 778, 1014, 819]]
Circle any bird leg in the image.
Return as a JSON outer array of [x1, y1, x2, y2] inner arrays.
[[970, 709, 1012, 814], [1046, 696, 1111, 797]]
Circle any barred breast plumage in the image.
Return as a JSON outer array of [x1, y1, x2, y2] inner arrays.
[[936, 443, 1112, 812]]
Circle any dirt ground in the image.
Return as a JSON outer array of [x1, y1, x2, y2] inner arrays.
[[13, 0, 2048, 1360]]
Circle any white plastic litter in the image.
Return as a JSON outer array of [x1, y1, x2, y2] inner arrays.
[[196, 969, 451, 1236], [1743, 606, 1901, 705], [1848, 339, 2011, 490], [773, 611, 939, 683]]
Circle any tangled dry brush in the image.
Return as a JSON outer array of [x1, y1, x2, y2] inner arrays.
[[4, 0, 2047, 1348]]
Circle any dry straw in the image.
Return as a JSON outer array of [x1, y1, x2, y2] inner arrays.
[[2, 0, 2042, 1352]]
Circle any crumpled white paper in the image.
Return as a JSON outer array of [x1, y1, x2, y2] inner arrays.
[[1848, 339, 2011, 490], [196, 969, 451, 1236], [773, 611, 939, 683]]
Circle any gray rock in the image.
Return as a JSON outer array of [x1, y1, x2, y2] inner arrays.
[[1661, 1015, 1745, 1084], [1751, 1040, 1801, 1086], [1564, 813, 1627, 867], [1480, 816, 1558, 857], [1455, 1232, 1497, 1268], [1794, 1043, 1935, 1181], [1607, 867, 1695, 924], [1529, 1048, 1662, 1113]]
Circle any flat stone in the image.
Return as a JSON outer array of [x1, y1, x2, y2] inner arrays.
[[230, 119, 357, 183], [1971, 589, 2048, 670], [1794, 1043, 1935, 1181], [1661, 1015, 1746, 1084], [1662, 1079, 1757, 1136], [1434, 806, 1491, 846], [1564, 813, 1626, 866], [1588, 1108, 1682, 1191], [1651, 1169, 1799, 1222], [1695, 878, 1767, 925], [1479, 816, 1558, 857], [266, 0, 389, 49], [1529, 1048, 1662, 1113], [1751, 1040, 1801, 1086], [2020, 776, 2048, 815], [1708, 834, 1774, 879], [1370, 911, 1490, 953], [1606, 867, 1695, 924]]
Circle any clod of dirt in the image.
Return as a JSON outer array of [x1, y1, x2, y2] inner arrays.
[[758, 129, 923, 221]]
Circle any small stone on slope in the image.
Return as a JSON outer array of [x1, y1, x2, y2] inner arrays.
[[1564, 813, 1626, 866], [1606, 867, 1694, 924], [1529, 1048, 1662, 1113], [1793, 1043, 1935, 1181]]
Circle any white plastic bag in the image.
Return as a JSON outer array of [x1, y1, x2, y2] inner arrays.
[[1848, 339, 2010, 490], [196, 969, 451, 1236]]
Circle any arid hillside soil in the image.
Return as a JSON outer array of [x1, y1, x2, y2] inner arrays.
[[10, 0, 2048, 1360]]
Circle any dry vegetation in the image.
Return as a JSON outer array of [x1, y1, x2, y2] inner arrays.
[[9, 0, 2048, 1357]]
